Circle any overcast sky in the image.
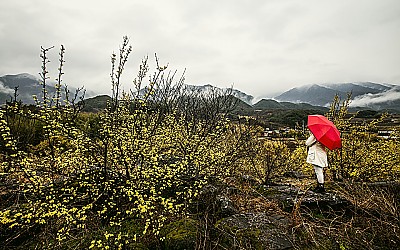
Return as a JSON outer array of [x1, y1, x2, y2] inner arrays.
[[1, 0, 400, 98]]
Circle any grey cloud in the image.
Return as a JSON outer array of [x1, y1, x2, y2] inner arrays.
[[0, 81, 14, 94], [350, 87, 400, 107], [1, 0, 399, 98]]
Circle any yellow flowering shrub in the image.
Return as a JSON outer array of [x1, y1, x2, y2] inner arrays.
[[326, 94, 400, 181], [0, 38, 245, 248]]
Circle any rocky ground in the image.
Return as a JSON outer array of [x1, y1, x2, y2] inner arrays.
[[4, 170, 396, 249], [160, 172, 363, 250]]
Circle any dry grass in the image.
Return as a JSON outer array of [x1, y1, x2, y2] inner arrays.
[[291, 180, 400, 249]]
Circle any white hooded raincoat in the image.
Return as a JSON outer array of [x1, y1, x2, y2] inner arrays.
[[306, 133, 328, 168]]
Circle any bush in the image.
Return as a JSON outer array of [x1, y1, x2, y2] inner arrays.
[[326, 94, 400, 182], [0, 37, 247, 249]]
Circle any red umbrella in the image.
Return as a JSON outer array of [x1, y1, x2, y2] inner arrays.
[[307, 115, 341, 150]]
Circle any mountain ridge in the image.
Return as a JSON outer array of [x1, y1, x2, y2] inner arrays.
[[1, 73, 399, 112], [274, 82, 400, 112], [0, 73, 93, 105]]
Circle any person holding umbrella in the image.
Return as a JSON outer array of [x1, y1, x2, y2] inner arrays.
[[306, 132, 328, 193], [306, 115, 341, 193]]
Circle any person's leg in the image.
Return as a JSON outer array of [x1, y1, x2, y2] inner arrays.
[[313, 165, 324, 184], [313, 165, 325, 193]]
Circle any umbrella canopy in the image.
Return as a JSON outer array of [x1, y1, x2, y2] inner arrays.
[[307, 115, 341, 150]]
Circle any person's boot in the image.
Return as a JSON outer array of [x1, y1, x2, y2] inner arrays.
[[313, 182, 326, 193]]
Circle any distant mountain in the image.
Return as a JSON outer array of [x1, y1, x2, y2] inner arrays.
[[275, 84, 345, 106], [253, 99, 328, 112], [253, 99, 285, 109], [0, 73, 92, 105], [275, 82, 400, 112], [2, 74, 399, 113], [176, 84, 254, 112], [228, 87, 254, 104], [80, 93, 253, 114], [132, 83, 254, 106], [350, 86, 400, 113], [81, 95, 111, 112], [325, 82, 391, 95], [230, 96, 253, 113], [181, 84, 254, 104], [0, 73, 45, 104]]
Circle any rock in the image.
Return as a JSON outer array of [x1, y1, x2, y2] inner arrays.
[[215, 213, 293, 249], [260, 184, 351, 212], [283, 171, 308, 179], [300, 191, 352, 212], [196, 184, 238, 219], [216, 195, 238, 217]]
